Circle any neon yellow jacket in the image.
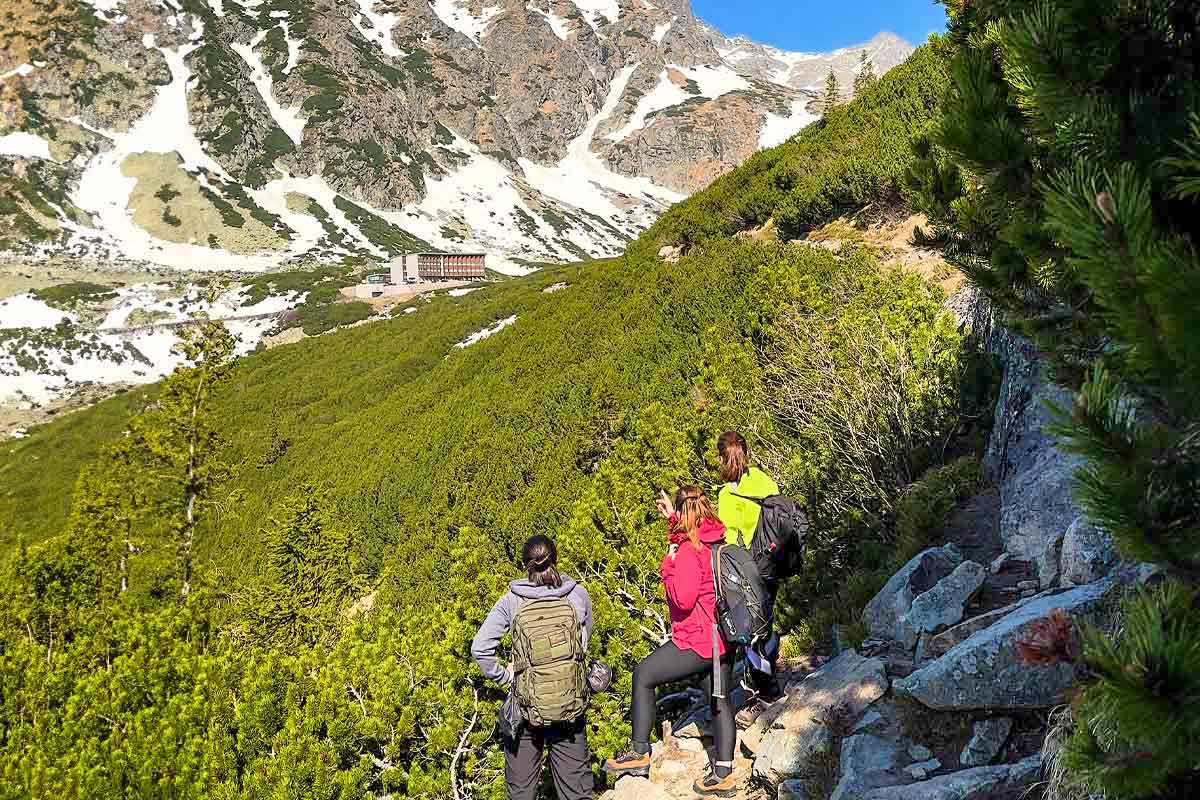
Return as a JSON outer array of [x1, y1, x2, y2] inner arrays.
[[717, 467, 780, 546]]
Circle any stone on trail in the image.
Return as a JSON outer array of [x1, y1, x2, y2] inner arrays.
[[860, 754, 1041, 800], [896, 560, 986, 649], [778, 780, 811, 800], [906, 744, 933, 761], [904, 757, 941, 780], [1060, 517, 1120, 586], [894, 578, 1121, 710], [750, 651, 888, 783], [829, 733, 905, 800], [863, 545, 962, 643], [609, 776, 674, 800], [960, 717, 1013, 767]]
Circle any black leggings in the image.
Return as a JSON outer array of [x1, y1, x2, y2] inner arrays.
[[632, 642, 735, 773]]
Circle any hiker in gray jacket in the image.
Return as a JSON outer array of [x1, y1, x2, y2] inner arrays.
[[472, 535, 594, 800]]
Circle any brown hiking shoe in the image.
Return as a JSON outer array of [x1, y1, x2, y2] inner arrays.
[[603, 747, 651, 778], [693, 769, 738, 798], [735, 697, 771, 730]]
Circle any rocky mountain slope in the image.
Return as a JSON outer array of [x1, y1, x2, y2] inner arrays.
[[0, 0, 911, 272]]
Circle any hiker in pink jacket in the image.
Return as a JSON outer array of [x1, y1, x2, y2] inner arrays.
[[604, 485, 738, 798]]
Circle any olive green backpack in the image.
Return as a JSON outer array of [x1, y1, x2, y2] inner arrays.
[[512, 597, 588, 726]]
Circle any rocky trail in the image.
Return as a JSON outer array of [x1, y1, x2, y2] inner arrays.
[[602, 296, 1145, 800]]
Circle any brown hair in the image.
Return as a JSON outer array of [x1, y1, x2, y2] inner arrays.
[[673, 485, 721, 551], [717, 431, 750, 484], [522, 534, 562, 588]]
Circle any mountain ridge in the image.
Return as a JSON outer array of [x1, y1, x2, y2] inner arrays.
[[0, 0, 912, 273]]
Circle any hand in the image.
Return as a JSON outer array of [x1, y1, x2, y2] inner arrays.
[[504, 663, 514, 684], [656, 489, 674, 520], [667, 543, 679, 561]]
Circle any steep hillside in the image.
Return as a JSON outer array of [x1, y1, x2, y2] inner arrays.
[[0, 0, 911, 271], [0, 37, 960, 800]]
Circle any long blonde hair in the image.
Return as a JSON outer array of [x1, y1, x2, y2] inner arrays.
[[674, 485, 720, 550]]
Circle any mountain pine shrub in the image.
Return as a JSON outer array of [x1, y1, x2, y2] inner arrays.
[[910, 2, 1200, 795]]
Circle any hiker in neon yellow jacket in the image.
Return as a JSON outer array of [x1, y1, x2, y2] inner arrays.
[[715, 430, 782, 729]]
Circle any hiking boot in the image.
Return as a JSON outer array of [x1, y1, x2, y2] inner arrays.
[[693, 769, 738, 798], [735, 697, 771, 730], [603, 747, 651, 778]]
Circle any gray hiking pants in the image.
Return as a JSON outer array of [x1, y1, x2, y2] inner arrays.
[[504, 716, 593, 800]]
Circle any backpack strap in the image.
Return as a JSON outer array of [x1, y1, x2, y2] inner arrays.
[[728, 489, 777, 504]]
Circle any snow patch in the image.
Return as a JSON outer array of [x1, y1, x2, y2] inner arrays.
[[652, 19, 673, 43], [520, 63, 683, 233], [430, 0, 503, 43], [542, 282, 568, 293], [454, 315, 517, 349], [0, 295, 77, 330], [281, 21, 303, 74], [0, 131, 54, 161], [231, 32, 307, 144], [758, 97, 819, 149], [403, 306, 417, 314], [448, 287, 481, 297], [571, 0, 619, 28], [353, 0, 406, 58], [253, 174, 388, 259], [1, 64, 36, 81], [530, 5, 572, 40], [207, 0, 225, 16], [605, 64, 750, 142]]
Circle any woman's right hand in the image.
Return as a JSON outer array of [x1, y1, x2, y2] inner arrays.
[[656, 489, 674, 520]]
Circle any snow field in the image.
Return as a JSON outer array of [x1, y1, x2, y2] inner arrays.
[[430, 0, 504, 43], [758, 97, 819, 149], [605, 64, 751, 142]]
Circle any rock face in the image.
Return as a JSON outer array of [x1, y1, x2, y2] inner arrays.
[[897, 560, 986, 649], [864, 545, 963, 643], [894, 578, 1122, 710], [609, 776, 673, 800], [1060, 517, 1120, 586], [860, 754, 1042, 800], [749, 651, 888, 782], [960, 717, 1014, 767], [982, 332, 1086, 579]]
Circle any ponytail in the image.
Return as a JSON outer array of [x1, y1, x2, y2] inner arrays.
[[717, 430, 750, 484], [522, 534, 563, 588]]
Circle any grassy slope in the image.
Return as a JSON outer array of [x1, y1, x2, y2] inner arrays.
[[0, 40, 952, 580]]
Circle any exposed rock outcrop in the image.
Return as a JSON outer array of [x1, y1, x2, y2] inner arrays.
[[860, 754, 1042, 800], [864, 545, 962, 643], [960, 717, 1013, 767], [896, 560, 986, 649], [747, 651, 888, 782], [894, 578, 1122, 710]]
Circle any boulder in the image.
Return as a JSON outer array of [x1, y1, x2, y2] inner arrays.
[[918, 604, 1017, 662], [864, 545, 962, 643], [609, 776, 674, 800], [897, 561, 987, 649], [895, 578, 1121, 710], [905, 757, 941, 780], [778, 780, 811, 800], [751, 651, 888, 783], [860, 754, 1041, 800], [829, 733, 905, 800], [1036, 529, 1065, 587], [907, 744, 933, 761], [960, 717, 1013, 767], [1060, 517, 1120, 586]]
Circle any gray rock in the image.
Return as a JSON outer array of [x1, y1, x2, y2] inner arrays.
[[861, 755, 1042, 800], [1060, 517, 1120, 586], [894, 578, 1121, 710], [854, 710, 885, 733], [777, 780, 811, 800], [990, 553, 1010, 574], [960, 717, 1014, 767], [752, 651, 888, 783], [905, 757, 941, 780], [907, 744, 933, 761], [897, 561, 987, 649], [1037, 529, 1066, 587], [864, 546, 963, 643], [830, 733, 905, 800], [983, 334, 1086, 568]]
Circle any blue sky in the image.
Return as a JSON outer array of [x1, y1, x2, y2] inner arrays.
[[692, 0, 947, 52]]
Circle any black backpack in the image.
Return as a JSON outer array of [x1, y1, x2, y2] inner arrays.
[[732, 492, 810, 584], [709, 543, 772, 647]]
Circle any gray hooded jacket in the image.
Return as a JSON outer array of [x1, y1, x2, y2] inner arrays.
[[471, 576, 592, 687]]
